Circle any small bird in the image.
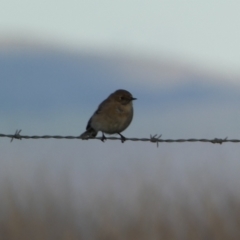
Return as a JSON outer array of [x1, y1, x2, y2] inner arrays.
[[80, 89, 136, 143]]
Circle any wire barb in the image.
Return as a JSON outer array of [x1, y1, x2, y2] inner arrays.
[[11, 129, 22, 142], [150, 134, 162, 147]]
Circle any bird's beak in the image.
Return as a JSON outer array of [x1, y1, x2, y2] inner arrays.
[[131, 97, 137, 101]]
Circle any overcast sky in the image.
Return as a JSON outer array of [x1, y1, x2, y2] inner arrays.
[[1, 1, 240, 76], [1, 1, 240, 203]]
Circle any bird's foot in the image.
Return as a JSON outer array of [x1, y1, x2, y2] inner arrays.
[[118, 133, 126, 143], [101, 133, 107, 142]]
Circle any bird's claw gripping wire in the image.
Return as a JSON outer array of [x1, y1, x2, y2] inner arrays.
[[211, 137, 228, 144]]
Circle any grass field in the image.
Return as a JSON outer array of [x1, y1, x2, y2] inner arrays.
[[1, 173, 240, 240]]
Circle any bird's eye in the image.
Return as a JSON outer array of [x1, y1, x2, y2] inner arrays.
[[120, 96, 124, 100]]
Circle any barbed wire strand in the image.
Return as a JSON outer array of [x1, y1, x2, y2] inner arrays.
[[0, 130, 238, 147]]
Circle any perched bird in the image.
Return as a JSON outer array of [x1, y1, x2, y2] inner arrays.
[[80, 89, 136, 142]]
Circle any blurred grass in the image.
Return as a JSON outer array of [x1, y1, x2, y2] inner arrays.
[[1, 180, 240, 240]]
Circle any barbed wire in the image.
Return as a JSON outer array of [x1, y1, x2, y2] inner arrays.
[[0, 130, 238, 147]]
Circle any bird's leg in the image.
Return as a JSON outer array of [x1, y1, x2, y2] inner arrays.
[[101, 132, 107, 142], [118, 133, 126, 143]]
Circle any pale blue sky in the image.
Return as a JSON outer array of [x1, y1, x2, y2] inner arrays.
[[1, 1, 240, 75]]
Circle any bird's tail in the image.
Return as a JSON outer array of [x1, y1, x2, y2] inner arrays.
[[80, 128, 98, 139]]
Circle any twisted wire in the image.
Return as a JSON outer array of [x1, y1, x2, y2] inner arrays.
[[0, 130, 236, 146]]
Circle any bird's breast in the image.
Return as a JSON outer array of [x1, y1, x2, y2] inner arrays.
[[91, 103, 133, 134]]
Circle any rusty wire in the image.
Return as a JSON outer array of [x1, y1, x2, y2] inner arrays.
[[0, 130, 237, 147]]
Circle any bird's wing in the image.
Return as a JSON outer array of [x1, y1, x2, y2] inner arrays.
[[95, 98, 112, 114], [86, 98, 112, 130]]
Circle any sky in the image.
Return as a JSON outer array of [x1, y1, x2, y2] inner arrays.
[[1, 1, 240, 76]]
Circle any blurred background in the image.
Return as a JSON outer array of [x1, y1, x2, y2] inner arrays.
[[1, 1, 240, 239]]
